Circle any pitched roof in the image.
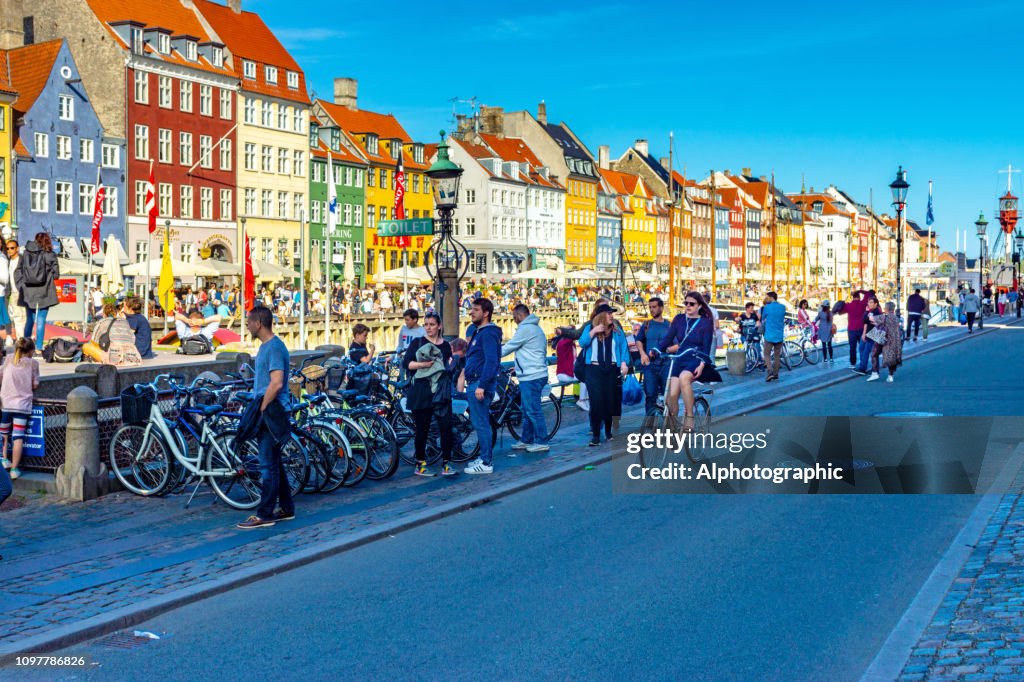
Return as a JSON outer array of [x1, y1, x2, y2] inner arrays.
[[600, 168, 643, 197], [85, 0, 233, 77], [0, 49, 14, 95], [478, 133, 564, 189], [315, 98, 427, 169], [309, 138, 363, 164], [5, 40, 62, 115], [192, 0, 308, 104]]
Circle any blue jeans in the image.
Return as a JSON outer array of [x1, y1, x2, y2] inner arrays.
[[0, 463, 11, 507], [518, 377, 547, 445], [466, 381, 494, 465], [24, 307, 49, 350], [856, 338, 875, 372], [847, 329, 860, 365], [642, 359, 667, 413], [256, 426, 293, 520]]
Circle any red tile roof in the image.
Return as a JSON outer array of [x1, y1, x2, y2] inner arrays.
[[0, 49, 13, 95], [600, 168, 643, 197], [478, 133, 564, 189], [13, 137, 30, 158], [85, 0, 233, 77], [5, 40, 63, 116], [316, 98, 428, 169], [192, 0, 309, 105]]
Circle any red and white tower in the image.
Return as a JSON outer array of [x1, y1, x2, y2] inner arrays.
[[998, 165, 1019, 263]]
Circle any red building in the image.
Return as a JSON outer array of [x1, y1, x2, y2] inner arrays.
[[718, 187, 745, 277], [89, 1, 239, 267]]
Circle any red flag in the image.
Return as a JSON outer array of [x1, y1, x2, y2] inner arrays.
[[90, 185, 105, 255], [394, 153, 406, 220], [145, 161, 157, 234], [243, 230, 255, 312]]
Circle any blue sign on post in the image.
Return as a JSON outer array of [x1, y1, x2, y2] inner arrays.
[[23, 405, 46, 458]]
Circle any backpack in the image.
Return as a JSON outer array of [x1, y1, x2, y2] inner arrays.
[[106, 318, 143, 367], [21, 249, 49, 287], [178, 335, 213, 355], [42, 337, 83, 363]]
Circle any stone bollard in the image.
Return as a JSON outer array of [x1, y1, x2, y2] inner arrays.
[[55, 386, 111, 501], [74, 363, 120, 398]]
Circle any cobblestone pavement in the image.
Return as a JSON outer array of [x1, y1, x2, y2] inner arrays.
[[0, 320, 1007, 654]]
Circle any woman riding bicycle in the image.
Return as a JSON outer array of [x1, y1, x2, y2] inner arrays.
[[658, 291, 721, 431]]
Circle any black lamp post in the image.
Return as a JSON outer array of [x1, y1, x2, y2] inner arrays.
[[889, 167, 909, 313], [424, 131, 466, 339], [1015, 228, 1023, 317], [976, 212, 988, 330]]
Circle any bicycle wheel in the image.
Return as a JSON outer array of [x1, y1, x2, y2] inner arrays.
[[280, 435, 309, 496], [744, 346, 760, 374], [336, 416, 370, 487], [684, 397, 713, 464], [308, 421, 352, 493], [785, 340, 805, 368], [802, 340, 820, 365], [638, 414, 681, 469], [109, 423, 172, 496], [207, 431, 262, 510], [389, 408, 416, 449], [293, 427, 330, 493], [506, 392, 562, 443], [450, 412, 480, 462], [359, 412, 400, 480]]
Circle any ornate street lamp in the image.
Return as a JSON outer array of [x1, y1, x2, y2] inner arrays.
[[889, 166, 909, 313], [1014, 228, 1024, 317], [424, 131, 466, 338], [975, 212, 988, 329]]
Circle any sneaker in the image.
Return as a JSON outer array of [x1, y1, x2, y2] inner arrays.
[[511, 442, 530, 451], [236, 515, 275, 529], [852, 368, 867, 376], [577, 400, 590, 412], [273, 509, 295, 522], [9, 467, 20, 480], [1, 458, 10, 469], [464, 459, 493, 475], [414, 462, 436, 477], [588, 438, 600, 447], [886, 375, 894, 383], [526, 443, 550, 453], [440, 463, 458, 477], [866, 373, 880, 382]]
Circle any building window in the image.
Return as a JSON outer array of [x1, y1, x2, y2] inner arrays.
[[287, 71, 298, 89], [366, 134, 378, 155], [56, 135, 72, 160], [354, 205, 362, 227], [476, 254, 487, 274], [261, 101, 272, 127], [103, 187, 118, 217], [158, 183, 172, 216], [134, 125, 148, 160], [244, 97, 255, 123], [199, 135, 212, 168], [34, 132, 48, 157], [212, 46, 223, 68], [219, 89, 231, 119], [466, 217, 476, 236], [391, 140, 402, 160], [261, 145, 272, 172], [293, 107, 302, 133], [310, 199, 321, 223], [131, 28, 144, 54], [278, 105, 287, 130], [185, 40, 197, 62], [78, 183, 95, 214], [379, 169, 387, 187], [135, 241, 148, 263], [244, 188, 256, 215], [220, 189, 232, 220], [343, 203, 352, 225], [277, 148, 289, 174], [0, 158, 4, 193], [180, 80, 192, 112], [367, 205, 375, 228], [200, 187, 212, 220], [134, 180, 147, 215], [278, 191, 288, 219], [158, 128, 171, 163], [30, 179, 48, 212], [293, 151, 304, 177], [134, 70, 148, 103], [181, 243, 194, 263], [243, 60, 256, 79], [293, 194, 303, 222], [58, 94, 74, 120], [379, 206, 386, 224], [180, 132, 192, 166], [158, 76, 172, 108], [367, 168, 375, 187], [411, 174, 420, 193], [54, 181, 72, 214], [354, 169, 363, 187], [199, 85, 212, 116], [180, 185, 193, 218], [243, 142, 255, 171], [264, 65, 277, 84], [261, 189, 272, 217], [220, 140, 231, 171]]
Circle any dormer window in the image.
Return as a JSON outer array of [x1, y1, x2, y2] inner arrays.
[[308, 123, 319, 148], [158, 34, 170, 54], [365, 134, 378, 155], [813, 201, 823, 212], [243, 60, 256, 79], [413, 144, 424, 164], [131, 28, 144, 54], [330, 129, 341, 151], [185, 40, 197, 61], [391, 139, 402, 160], [287, 71, 298, 89], [265, 66, 277, 84], [212, 47, 223, 67]]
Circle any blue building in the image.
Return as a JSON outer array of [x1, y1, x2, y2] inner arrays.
[[596, 188, 621, 273], [8, 40, 124, 248], [745, 203, 761, 274], [714, 203, 730, 286]]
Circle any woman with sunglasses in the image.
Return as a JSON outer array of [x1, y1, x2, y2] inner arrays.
[[659, 292, 721, 431], [577, 303, 629, 446]]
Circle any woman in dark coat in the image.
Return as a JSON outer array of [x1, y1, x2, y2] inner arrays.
[[659, 291, 721, 431], [14, 232, 60, 350], [577, 303, 630, 447], [402, 312, 456, 477]]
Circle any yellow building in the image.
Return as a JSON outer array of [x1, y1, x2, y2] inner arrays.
[[0, 68, 13, 236], [601, 168, 656, 267], [565, 176, 598, 268], [195, 0, 310, 269], [314, 80, 432, 282]]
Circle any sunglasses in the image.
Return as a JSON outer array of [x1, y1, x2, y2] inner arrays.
[[684, 301, 698, 307], [5, 247, 16, 251]]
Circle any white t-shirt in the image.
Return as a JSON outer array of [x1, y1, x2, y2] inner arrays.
[[396, 324, 425, 353]]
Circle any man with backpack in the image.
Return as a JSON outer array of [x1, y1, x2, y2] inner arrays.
[[173, 310, 220, 353]]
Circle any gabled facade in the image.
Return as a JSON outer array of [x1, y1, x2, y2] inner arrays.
[[596, 181, 621, 273], [0, 51, 16, 237], [790, 191, 855, 296], [314, 81, 432, 283], [600, 168, 655, 267], [684, 179, 713, 285], [8, 40, 124, 246], [308, 118, 367, 285], [194, 0, 309, 271]]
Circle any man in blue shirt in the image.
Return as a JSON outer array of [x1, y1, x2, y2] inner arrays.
[[237, 305, 293, 530], [759, 291, 786, 382], [636, 297, 671, 414], [459, 298, 502, 474]]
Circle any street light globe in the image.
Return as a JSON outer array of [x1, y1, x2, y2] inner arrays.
[[975, 212, 989, 238], [889, 166, 909, 208], [1015, 229, 1024, 251], [425, 130, 463, 211]]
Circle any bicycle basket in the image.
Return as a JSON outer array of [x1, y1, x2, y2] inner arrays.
[[120, 385, 157, 425], [323, 357, 346, 391]]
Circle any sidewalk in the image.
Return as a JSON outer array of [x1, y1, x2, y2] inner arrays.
[[0, 318, 1013, 659]]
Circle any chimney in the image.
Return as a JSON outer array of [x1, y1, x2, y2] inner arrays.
[[537, 100, 547, 126], [598, 145, 610, 170], [741, 167, 752, 177], [227, 0, 242, 13], [759, 175, 767, 182], [634, 139, 648, 157], [479, 106, 504, 136], [333, 77, 358, 109], [0, 0, 25, 49], [659, 157, 669, 170]]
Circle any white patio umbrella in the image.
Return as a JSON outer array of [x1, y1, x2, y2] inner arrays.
[[374, 252, 385, 287], [200, 259, 241, 276], [56, 258, 92, 275], [511, 267, 566, 282], [343, 242, 356, 283], [632, 270, 658, 283], [100, 235, 124, 294], [309, 247, 322, 285], [378, 265, 431, 284], [124, 259, 219, 278]]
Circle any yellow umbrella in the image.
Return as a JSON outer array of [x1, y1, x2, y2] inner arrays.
[[158, 230, 175, 314]]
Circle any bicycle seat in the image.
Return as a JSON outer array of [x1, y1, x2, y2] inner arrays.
[[235, 391, 257, 402], [185, 403, 225, 416], [307, 394, 328, 406], [341, 389, 360, 399]]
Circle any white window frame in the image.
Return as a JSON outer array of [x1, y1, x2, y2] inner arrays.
[[264, 65, 277, 84], [220, 139, 232, 171], [219, 89, 231, 119], [158, 183, 172, 217], [56, 135, 72, 160], [30, 179, 49, 212], [134, 70, 148, 104], [103, 187, 118, 217], [59, 94, 74, 120], [134, 180, 147, 215], [158, 128, 172, 163], [200, 187, 213, 220], [243, 60, 256, 79], [55, 181, 72, 214], [199, 85, 212, 116], [134, 124, 149, 160], [199, 135, 212, 169], [244, 142, 256, 171], [78, 183, 95, 214], [180, 132, 193, 166], [179, 185, 193, 219], [158, 76, 172, 108], [180, 80, 193, 112], [244, 97, 255, 123], [34, 132, 49, 158], [220, 189, 232, 220], [287, 71, 299, 89], [79, 138, 95, 164]]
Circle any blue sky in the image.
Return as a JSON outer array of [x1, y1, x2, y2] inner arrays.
[[254, 0, 1024, 256]]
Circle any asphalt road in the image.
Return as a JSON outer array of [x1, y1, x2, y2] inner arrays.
[[38, 319, 1024, 681]]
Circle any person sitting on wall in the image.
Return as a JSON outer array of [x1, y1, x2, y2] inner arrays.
[[174, 310, 220, 341]]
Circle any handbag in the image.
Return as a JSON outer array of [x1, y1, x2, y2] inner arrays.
[[866, 327, 887, 345], [573, 350, 588, 382], [830, 323, 838, 336], [959, 312, 967, 325], [622, 374, 642, 406]]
